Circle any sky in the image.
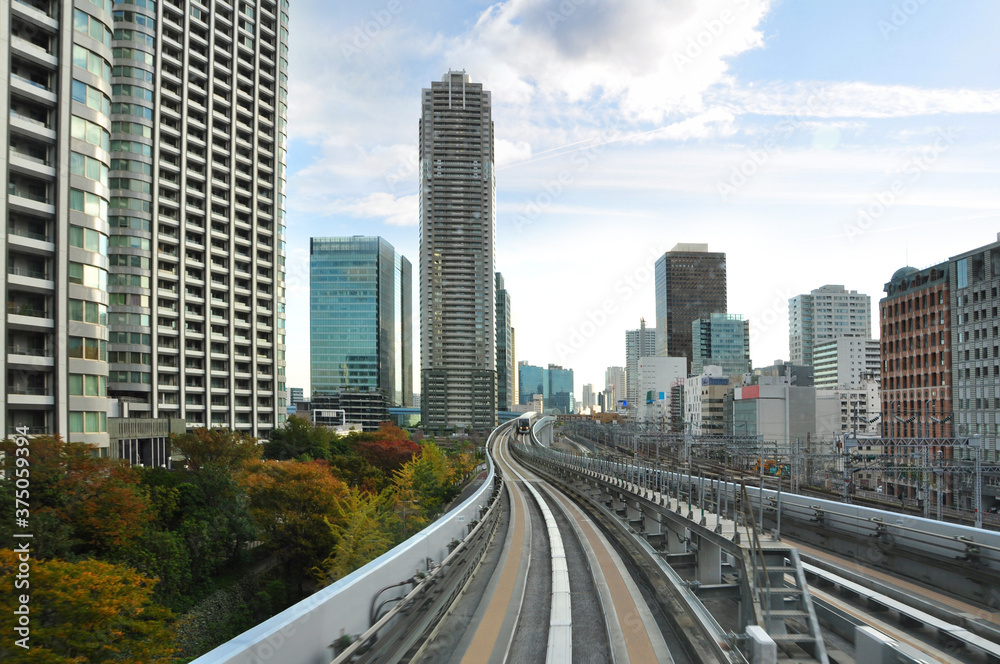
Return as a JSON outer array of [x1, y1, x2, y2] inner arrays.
[[282, 0, 1000, 402]]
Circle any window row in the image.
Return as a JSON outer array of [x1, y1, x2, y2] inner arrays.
[[111, 140, 152, 157], [68, 336, 107, 361], [71, 115, 111, 152], [70, 151, 109, 186], [109, 331, 151, 345], [69, 299, 108, 325], [72, 79, 111, 116], [68, 262, 108, 290], [113, 46, 155, 66], [112, 120, 152, 139], [69, 224, 108, 255], [73, 45, 112, 82], [70, 188, 109, 220], [69, 373, 107, 397], [69, 411, 108, 434], [74, 10, 113, 49]]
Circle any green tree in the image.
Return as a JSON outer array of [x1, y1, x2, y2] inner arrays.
[[313, 487, 393, 583], [0, 550, 175, 663], [264, 415, 346, 460]]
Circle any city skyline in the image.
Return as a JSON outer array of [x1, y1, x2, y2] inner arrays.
[[281, 1, 999, 403]]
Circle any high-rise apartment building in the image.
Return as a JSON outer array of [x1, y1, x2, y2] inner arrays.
[[581, 383, 594, 410], [812, 337, 880, 390], [789, 285, 871, 367], [495, 272, 514, 412], [654, 243, 727, 371], [691, 313, 751, 376], [419, 70, 496, 431], [625, 318, 656, 408], [949, 234, 1000, 460], [605, 366, 625, 411], [309, 237, 412, 407], [3, 0, 290, 446], [4, 0, 116, 448]]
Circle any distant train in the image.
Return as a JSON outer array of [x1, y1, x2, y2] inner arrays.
[[516, 412, 537, 435]]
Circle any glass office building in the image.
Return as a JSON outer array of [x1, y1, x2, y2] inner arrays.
[[310, 237, 412, 407], [691, 313, 751, 376]]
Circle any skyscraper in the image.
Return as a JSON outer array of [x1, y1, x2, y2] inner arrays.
[[691, 313, 751, 376], [310, 237, 412, 407], [419, 70, 496, 430], [547, 364, 573, 415], [3, 0, 290, 446], [496, 272, 514, 412], [4, 0, 116, 448], [518, 361, 546, 406], [654, 243, 727, 371], [789, 285, 871, 366], [625, 319, 656, 408], [605, 366, 625, 410]]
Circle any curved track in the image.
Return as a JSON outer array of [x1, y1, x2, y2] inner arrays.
[[442, 424, 673, 664]]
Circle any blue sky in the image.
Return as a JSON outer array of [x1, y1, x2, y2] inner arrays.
[[282, 0, 1000, 401]]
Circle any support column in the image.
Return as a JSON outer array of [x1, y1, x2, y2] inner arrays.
[[696, 536, 722, 584]]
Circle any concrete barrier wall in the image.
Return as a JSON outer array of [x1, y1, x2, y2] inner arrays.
[[191, 442, 499, 664]]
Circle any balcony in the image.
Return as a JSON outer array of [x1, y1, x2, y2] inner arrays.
[[6, 344, 54, 369], [6, 384, 55, 407]]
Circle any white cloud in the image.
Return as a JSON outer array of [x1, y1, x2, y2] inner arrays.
[[449, 0, 773, 123], [341, 192, 419, 227], [495, 139, 533, 168], [718, 81, 1000, 118]]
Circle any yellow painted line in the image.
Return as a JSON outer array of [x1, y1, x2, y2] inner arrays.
[[553, 493, 661, 664], [459, 446, 529, 664]]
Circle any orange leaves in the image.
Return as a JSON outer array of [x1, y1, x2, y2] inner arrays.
[[0, 550, 175, 663], [172, 427, 261, 472]]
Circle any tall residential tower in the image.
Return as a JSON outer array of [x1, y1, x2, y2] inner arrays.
[[789, 285, 871, 367], [625, 318, 657, 408], [3, 0, 290, 447], [495, 272, 514, 412], [419, 70, 496, 430]]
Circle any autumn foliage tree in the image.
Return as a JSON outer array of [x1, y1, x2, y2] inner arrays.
[[172, 427, 261, 472], [0, 550, 175, 663], [312, 487, 393, 583], [238, 459, 349, 577], [0, 436, 152, 559]]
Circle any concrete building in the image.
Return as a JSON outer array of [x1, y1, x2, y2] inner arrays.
[[790, 285, 872, 367], [495, 272, 514, 412], [636, 356, 686, 425], [732, 383, 841, 453], [581, 383, 595, 411], [950, 234, 1000, 462], [605, 366, 625, 411], [813, 337, 880, 390], [625, 318, 656, 409], [691, 313, 751, 376], [654, 243, 727, 371], [684, 366, 730, 435], [310, 237, 412, 407], [833, 380, 881, 437], [5, 0, 290, 446], [419, 70, 496, 431], [289, 387, 304, 406], [754, 361, 814, 387]]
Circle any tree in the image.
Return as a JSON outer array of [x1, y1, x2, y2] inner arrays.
[[238, 459, 349, 576], [313, 487, 393, 583], [392, 442, 455, 512], [264, 416, 344, 460], [356, 438, 420, 476], [0, 550, 175, 663], [172, 428, 261, 472], [0, 436, 152, 558]]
